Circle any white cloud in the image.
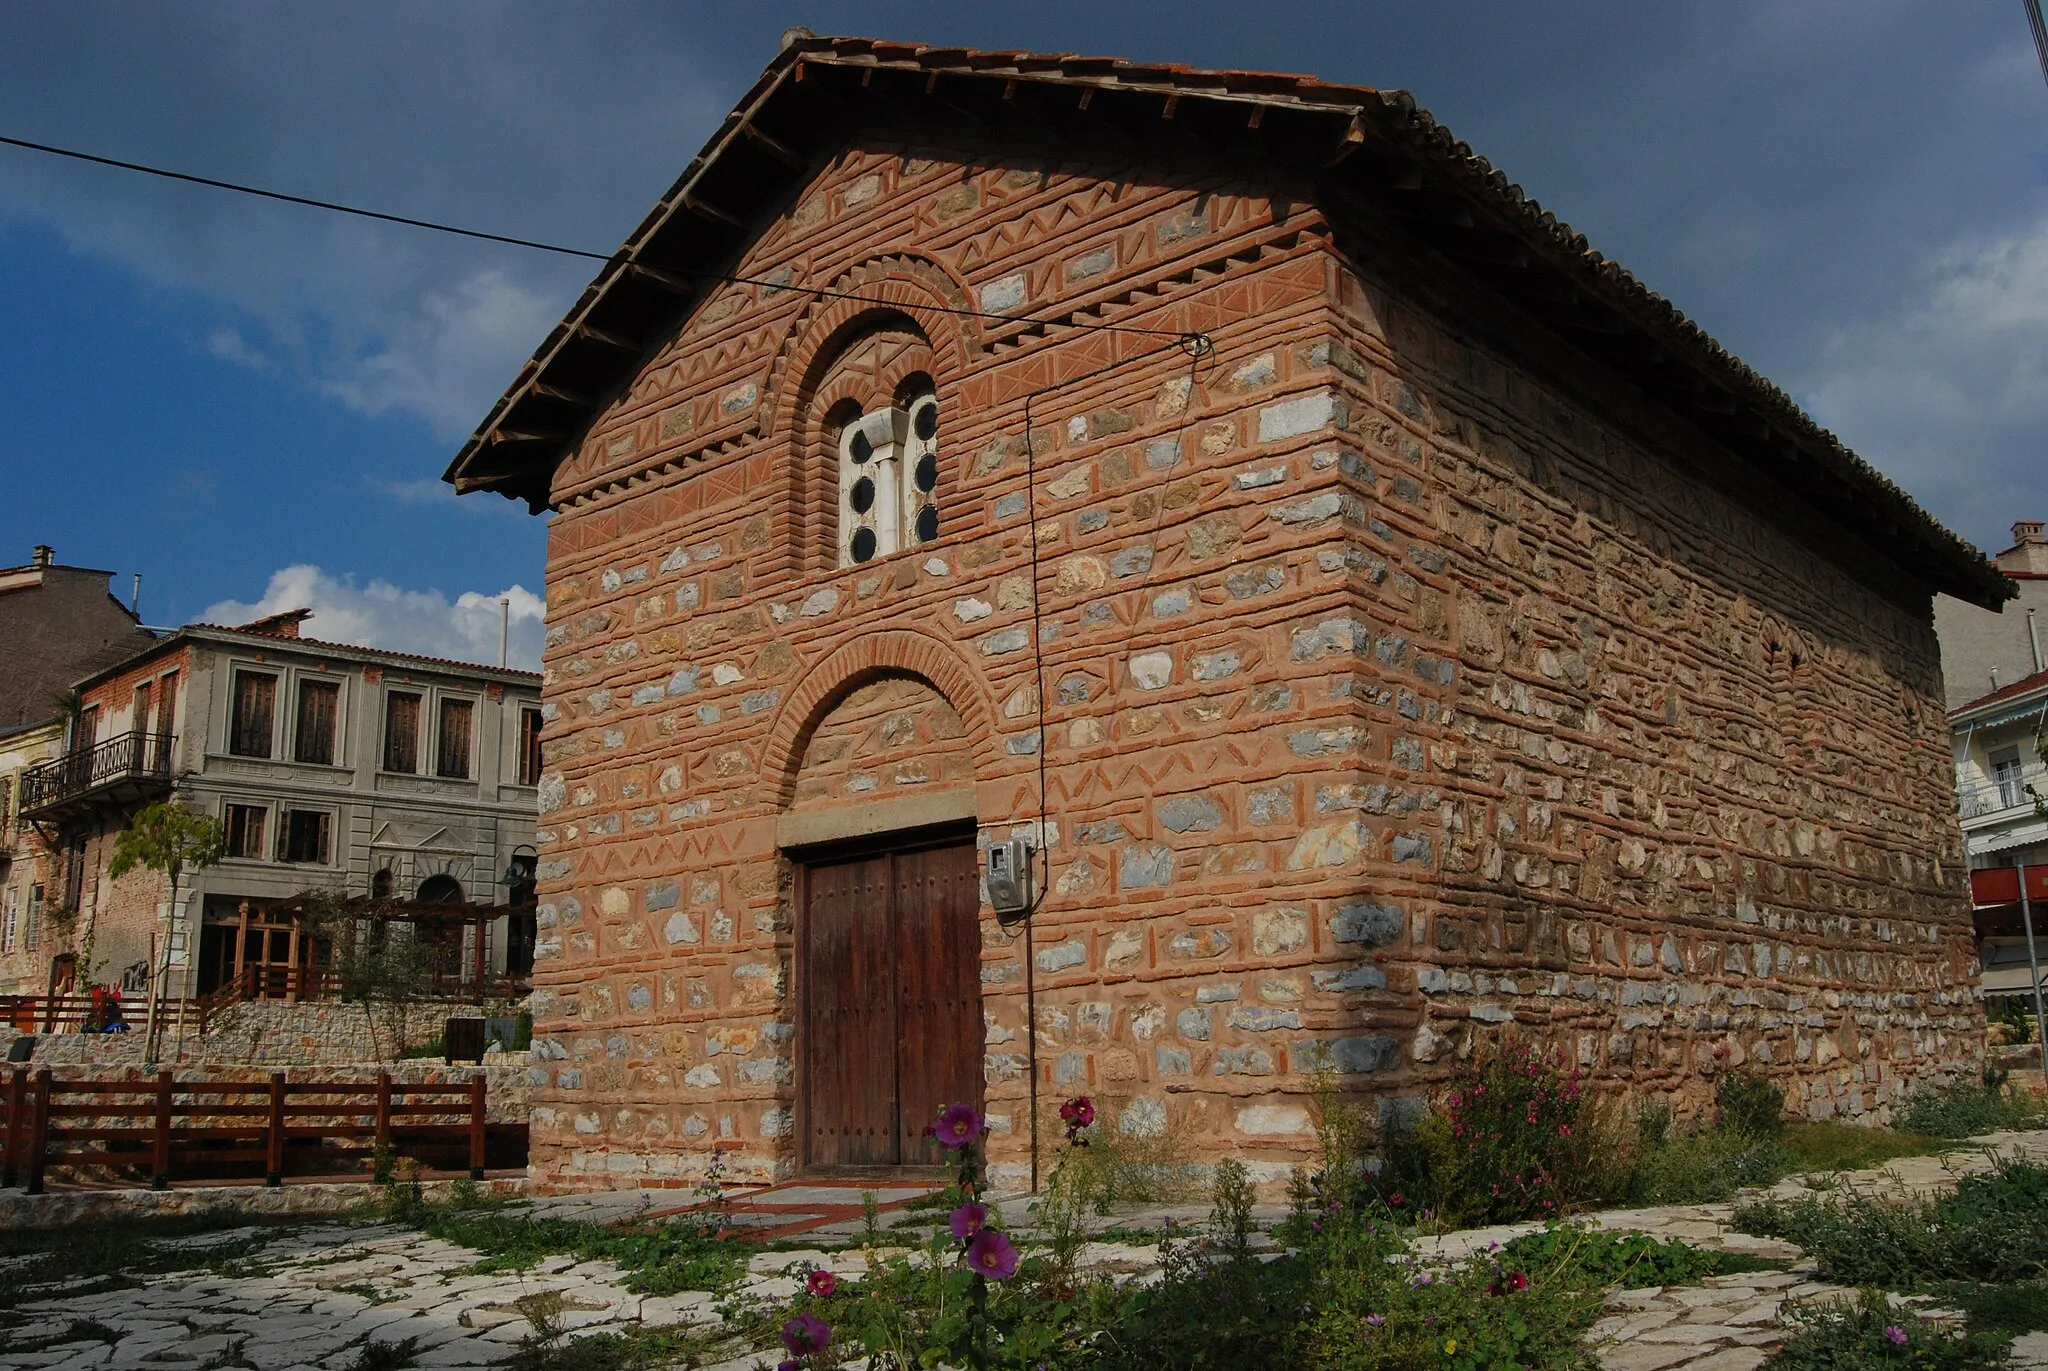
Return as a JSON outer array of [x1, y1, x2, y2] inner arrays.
[[1800, 210, 2048, 552], [204, 324, 273, 373], [202, 565, 544, 671]]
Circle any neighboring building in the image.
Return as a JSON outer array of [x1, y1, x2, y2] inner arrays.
[[0, 720, 65, 996], [15, 610, 543, 1004], [446, 37, 2006, 1191], [0, 545, 155, 731], [1933, 520, 2048, 712], [1947, 668, 2048, 1013]]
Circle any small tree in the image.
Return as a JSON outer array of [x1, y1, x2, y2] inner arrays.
[[107, 800, 225, 1062], [297, 888, 437, 1060]]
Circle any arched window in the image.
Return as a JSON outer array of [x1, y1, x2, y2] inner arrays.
[[829, 376, 940, 566], [417, 874, 464, 904]]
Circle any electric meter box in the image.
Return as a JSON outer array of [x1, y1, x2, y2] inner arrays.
[[985, 838, 1034, 916]]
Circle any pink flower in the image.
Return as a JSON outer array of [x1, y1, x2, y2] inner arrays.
[[950, 1202, 989, 1239], [932, 1102, 984, 1149], [1059, 1095, 1095, 1129], [1885, 1326, 1908, 1347], [1367, 1314, 1386, 1328], [1506, 1271, 1529, 1292], [781, 1313, 831, 1356], [964, 1228, 1020, 1280], [805, 1268, 836, 1298]]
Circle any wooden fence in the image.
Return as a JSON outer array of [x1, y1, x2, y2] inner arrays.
[[0, 994, 207, 1036], [0, 1068, 524, 1193]]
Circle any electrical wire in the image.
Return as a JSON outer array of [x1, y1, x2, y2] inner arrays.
[[0, 132, 1198, 344], [2026, 0, 2048, 92], [1014, 329, 1211, 1190]]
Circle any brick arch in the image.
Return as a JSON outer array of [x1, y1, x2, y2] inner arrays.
[[756, 253, 979, 443], [756, 629, 1000, 812]]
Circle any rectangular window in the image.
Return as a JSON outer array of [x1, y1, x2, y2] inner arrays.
[[224, 803, 268, 860], [229, 671, 277, 758], [155, 670, 178, 738], [63, 839, 85, 911], [518, 708, 544, 786], [0, 775, 12, 836], [1993, 746, 2027, 809], [436, 697, 474, 779], [383, 692, 421, 773], [294, 679, 340, 765], [2, 886, 17, 954], [280, 809, 331, 864], [24, 883, 40, 951]]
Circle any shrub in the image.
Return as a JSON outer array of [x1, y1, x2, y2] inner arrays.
[[1500, 1225, 1782, 1288], [1769, 1288, 2010, 1371], [1383, 1035, 1630, 1225], [1898, 1072, 2041, 1140], [1627, 1119, 1789, 1204], [1718, 1070, 1788, 1138], [1735, 1156, 2048, 1288]]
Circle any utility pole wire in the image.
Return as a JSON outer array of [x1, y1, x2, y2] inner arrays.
[[2026, 0, 2048, 92]]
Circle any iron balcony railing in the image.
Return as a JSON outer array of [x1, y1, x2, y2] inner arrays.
[[18, 731, 175, 816]]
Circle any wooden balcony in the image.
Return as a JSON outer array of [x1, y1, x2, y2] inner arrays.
[[18, 731, 175, 823]]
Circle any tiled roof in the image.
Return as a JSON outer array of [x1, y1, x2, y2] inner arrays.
[[1953, 666, 2048, 719], [444, 33, 2011, 610], [72, 622, 541, 693]]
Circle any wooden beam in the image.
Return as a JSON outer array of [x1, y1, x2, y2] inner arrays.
[[739, 118, 804, 169], [626, 261, 698, 295], [573, 323, 640, 352], [532, 382, 594, 407], [680, 194, 743, 229], [488, 427, 567, 445]]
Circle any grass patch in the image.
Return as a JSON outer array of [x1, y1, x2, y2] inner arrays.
[[340, 1335, 421, 1371], [0, 1210, 291, 1311], [398, 1195, 751, 1296], [1735, 1155, 2048, 1288], [1781, 1123, 1951, 1173], [1897, 1073, 2044, 1140], [1500, 1226, 1786, 1289], [1771, 1288, 2011, 1371], [1932, 1281, 2048, 1341]]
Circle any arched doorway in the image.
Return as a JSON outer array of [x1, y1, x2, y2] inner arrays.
[[789, 675, 982, 1171], [417, 874, 463, 903]]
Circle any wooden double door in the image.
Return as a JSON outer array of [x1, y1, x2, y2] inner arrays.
[[801, 837, 982, 1170]]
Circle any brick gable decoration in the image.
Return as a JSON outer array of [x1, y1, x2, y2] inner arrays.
[[450, 35, 2005, 1191]]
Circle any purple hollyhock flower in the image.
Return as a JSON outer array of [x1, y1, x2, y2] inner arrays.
[[932, 1102, 984, 1149], [781, 1313, 831, 1356], [778, 1361, 800, 1371], [950, 1202, 990, 1239], [963, 1228, 1020, 1280]]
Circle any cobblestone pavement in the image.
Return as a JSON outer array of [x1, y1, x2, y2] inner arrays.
[[2, 1131, 2043, 1370]]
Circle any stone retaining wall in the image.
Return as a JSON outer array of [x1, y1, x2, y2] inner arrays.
[[1, 1000, 507, 1068]]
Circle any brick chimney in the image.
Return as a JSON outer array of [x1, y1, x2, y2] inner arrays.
[[236, 607, 313, 639], [1998, 520, 2048, 575]]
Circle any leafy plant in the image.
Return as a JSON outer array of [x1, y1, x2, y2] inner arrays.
[[1382, 1034, 1631, 1225], [1735, 1156, 2048, 1287], [1718, 1070, 1788, 1138], [1770, 1288, 2010, 1371], [1897, 1072, 2041, 1140], [106, 800, 225, 1060], [1500, 1224, 1782, 1288]]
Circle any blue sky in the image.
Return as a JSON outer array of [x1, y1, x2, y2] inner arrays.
[[4, 2, 2048, 669]]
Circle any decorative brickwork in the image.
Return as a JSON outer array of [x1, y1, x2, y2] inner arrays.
[[512, 122, 1982, 1192]]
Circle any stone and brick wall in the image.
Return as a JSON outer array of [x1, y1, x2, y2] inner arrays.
[[521, 128, 1981, 1191]]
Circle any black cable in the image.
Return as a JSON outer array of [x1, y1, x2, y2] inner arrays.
[[1014, 329, 1210, 1190], [2027, 0, 2048, 91], [0, 132, 1196, 343]]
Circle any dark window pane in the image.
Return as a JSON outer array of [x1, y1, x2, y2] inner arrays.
[[436, 698, 473, 779], [383, 693, 420, 773], [225, 804, 267, 860], [518, 709, 544, 787], [294, 680, 339, 765], [229, 672, 276, 758], [282, 810, 330, 864], [851, 527, 877, 562], [915, 503, 939, 542]]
